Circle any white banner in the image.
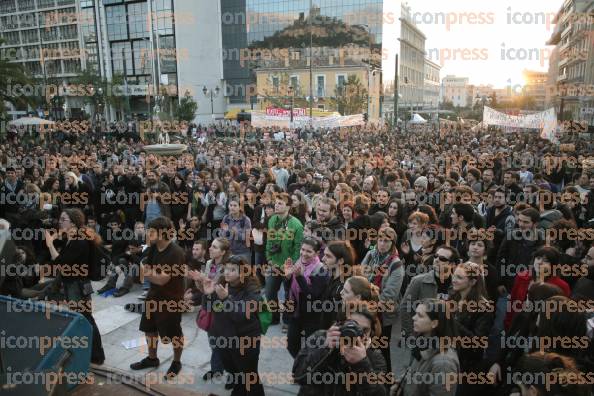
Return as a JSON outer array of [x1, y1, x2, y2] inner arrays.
[[483, 106, 558, 143], [250, 112, 364, 128]]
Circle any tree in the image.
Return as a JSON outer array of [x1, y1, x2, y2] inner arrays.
[[440, 100, 455, 111], [175, 91, 198, 122], [329, 74, 367, 115], [0, 38, 34, 120], [71, 68, 128, 120]]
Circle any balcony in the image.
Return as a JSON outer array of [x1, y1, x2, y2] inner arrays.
[[561, 24, 572, 38], [558, 56, 569, 67], [558, 73, 568, 82]]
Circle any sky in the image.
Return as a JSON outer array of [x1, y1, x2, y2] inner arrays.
[[408, 0, 563, 89]]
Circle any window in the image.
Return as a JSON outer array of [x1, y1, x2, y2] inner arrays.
[[18, 0, 35, 11], [106, 5, 127, 41], [316, 75, 325, 97], [111, 41, 132, 75], [133, 40, 151, 75], [80, 8, 97, 43], [60, 25, 77, 40], [37, 0, 55, 8], [19, 13, 36, 28], [336, 74, 346, 94], [2, 31, 20, 45], [63, 59, 81, 73], [154, 0, 174, 35], [21, 29, 38, 44], [272, 76, 279, 94], [158, 35, 176, 74], [290, 75, 299, 94], [128, 2, 148, 39]]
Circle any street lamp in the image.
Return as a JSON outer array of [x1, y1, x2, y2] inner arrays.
[[203, 86, 220, 117], [288, 85, 295, 125]]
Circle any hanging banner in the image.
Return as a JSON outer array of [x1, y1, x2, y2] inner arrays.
[[265, 107, 306, 117], [482, 106, 559, 143], [251, 112, 364, 128]]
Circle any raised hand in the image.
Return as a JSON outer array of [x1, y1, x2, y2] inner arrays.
[[215, 283, 229, 300], [202, 278, 216, 295], [284, 258, 294, 277]]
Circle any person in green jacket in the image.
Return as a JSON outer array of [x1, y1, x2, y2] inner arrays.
[[265, 192, 304, 324]]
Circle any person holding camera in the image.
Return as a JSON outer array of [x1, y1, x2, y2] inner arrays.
[[293, 301, 390, 396], [283, 238, 329, 358], [391, 298, 459, 396]]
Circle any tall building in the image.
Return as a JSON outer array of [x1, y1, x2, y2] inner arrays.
[[423, 58, 440, 108], [522, 69, 548, 110], [0, 0, 83, 118], [440, 75, 470, 107], [398, 4, 425, 109], [546, 0, 594, 126]]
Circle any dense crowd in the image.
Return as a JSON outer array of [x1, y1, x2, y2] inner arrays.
[[1, 122, 594, 396]]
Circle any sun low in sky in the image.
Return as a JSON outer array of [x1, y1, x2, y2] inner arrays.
[[409, 0, 561, 88]]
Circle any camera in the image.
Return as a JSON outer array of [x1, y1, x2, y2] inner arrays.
[[339, 320, 364, 340], [269, 243, 282, 254], [41, 218, 58, 230]]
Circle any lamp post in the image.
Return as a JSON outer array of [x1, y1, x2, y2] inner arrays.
[[203, 86, 220, 118], [288, 85, 295, 126]]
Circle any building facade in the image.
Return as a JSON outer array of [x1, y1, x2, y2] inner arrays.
[[0, 0, 83, 118], [522, 70, 548, 110], [423, 58, 440, 108], [440, 75, 470, 107], [398, 4, 425, 110], [546, 0, 594, 126], [220, 0, 403, 121], [254, 63, 381, 119]]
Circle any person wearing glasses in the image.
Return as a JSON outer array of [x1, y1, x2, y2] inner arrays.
[[400, 245, 460, 339]]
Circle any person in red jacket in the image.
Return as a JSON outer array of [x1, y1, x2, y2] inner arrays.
[[505, 246, 570, 330]]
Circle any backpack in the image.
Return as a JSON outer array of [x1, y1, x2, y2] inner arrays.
[[87, 242, 111, 281]]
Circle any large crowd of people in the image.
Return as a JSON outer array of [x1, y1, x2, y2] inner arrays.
[[1, 122, 594, 395]]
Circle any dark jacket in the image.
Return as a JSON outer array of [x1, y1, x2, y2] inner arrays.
[[319, 216, 347, 243], [453, 302, 494, 370], [202, 283, 262, 338], [485, 205, 515, 233], [319, 275, 344, 330], [350, 214, 371, 262], [293, 330, 389, 396], [284, 263, 330, 323], [495, 229, 544, 290]]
